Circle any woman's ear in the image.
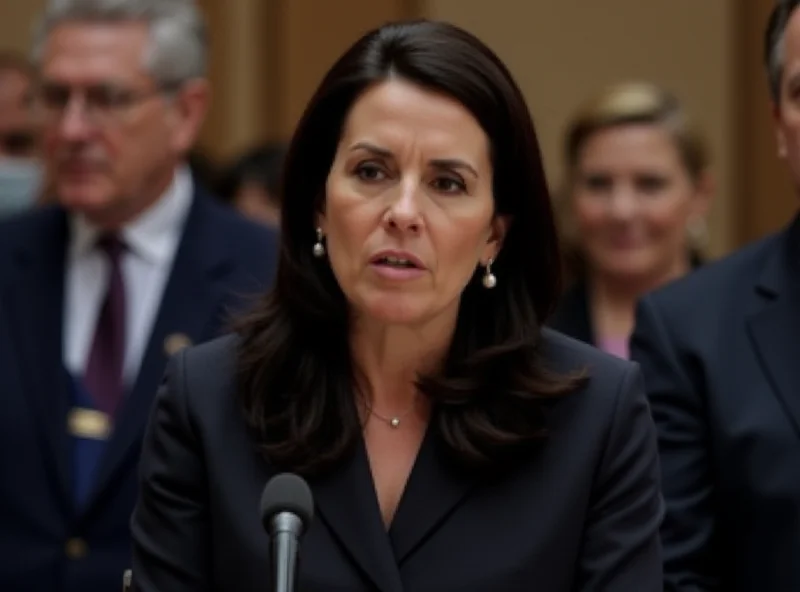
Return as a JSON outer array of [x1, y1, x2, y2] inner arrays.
[[484, 215, 511, 262], [314, 194, 327, 232]]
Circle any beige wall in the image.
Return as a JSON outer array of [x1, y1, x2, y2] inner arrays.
[[198, 0, 416, 159], [425, 0, 736, 257], [0, 0, 44, 55], [3, 0, 790, 254]]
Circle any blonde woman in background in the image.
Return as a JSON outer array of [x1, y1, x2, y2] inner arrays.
[[549, 82, 713, 359]]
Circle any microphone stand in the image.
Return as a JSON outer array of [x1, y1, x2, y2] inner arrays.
[[270, 512, 304, 592]]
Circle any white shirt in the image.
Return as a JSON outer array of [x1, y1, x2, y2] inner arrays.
[[63, 166, 194, 385]]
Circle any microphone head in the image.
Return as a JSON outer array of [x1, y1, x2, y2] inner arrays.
[[260, 473, 315, 532]]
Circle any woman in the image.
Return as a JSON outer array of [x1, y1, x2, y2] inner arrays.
[[549, 82, 713, 359], [131, 20, 663, 591]]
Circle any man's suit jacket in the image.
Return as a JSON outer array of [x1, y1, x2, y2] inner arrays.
[[130, 329, 664, 592], [0, 189, 278, 592], [630, 214, 800, 591]]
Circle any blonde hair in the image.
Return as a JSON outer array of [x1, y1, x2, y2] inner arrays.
[[564, 81, 709, 181]]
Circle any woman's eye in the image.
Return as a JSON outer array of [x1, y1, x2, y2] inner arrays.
[[354, 163, 387, 182], [636, 175, 668, 194], [583, 175, 612, 193], [432, 177, 466, 194]]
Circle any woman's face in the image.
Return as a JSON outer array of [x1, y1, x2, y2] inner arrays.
[[320, 79, 506, 328], [571, 123, 710, 283]]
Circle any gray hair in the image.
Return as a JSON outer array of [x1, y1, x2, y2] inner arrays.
[[766, 0, 800, 102], [31, 0, 208, 88]]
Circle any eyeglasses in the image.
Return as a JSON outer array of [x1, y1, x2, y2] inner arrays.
[[33, 82, 175, 127]]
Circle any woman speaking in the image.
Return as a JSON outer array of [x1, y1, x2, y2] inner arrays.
[[130, 19, 663, 592]]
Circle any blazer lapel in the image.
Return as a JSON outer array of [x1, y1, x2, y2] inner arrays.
[[389, 424, 478, 564], [85, 193, 236, 509], [747, 215, 800, 441], [4, 208, 72, 505], [311, 438, 404, 592]]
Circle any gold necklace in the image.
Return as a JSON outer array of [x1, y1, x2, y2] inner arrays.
[[364, 395, 418, 429]]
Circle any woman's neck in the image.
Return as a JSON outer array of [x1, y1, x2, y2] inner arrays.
[[350, 315, 453, 415]]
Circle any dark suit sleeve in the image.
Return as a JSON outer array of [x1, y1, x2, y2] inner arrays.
[[630, 297, 718, 591], [575, 363, 664, 591], [130, 351, 212, 592]]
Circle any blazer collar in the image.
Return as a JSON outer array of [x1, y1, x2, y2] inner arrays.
[[754, 211, 800, 298], [82, 188, 237, 514], [748, 211, 800, 444], [5, 208, 72, 506], [311, 421, 478, 591]]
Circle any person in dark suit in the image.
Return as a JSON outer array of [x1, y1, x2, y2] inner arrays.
[[549, 82, 712, 358], [630, 3, 800, 589], [131, 19, 663, 592], [0, 1, 277, 591]]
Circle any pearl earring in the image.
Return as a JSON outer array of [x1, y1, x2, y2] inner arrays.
[[482, 259, 497, 289], [312, 228, 326, 258]]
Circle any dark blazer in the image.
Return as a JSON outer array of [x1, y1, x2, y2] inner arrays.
[[550, 250, 705, 348], [630, 214, 800, 591], [549, 281, 594, 345], [130, 329, 664, 592], [0, 189, 277, 592]]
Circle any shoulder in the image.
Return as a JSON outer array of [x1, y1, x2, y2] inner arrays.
[[644, 230, 780, 316], [538, 330, 652, 478], [159, 334, 242, 440], [542, 327, 632, 378], [0, 206, 66, 277], [0, 205, 64, 252], [171, 333, 239, 398], [540, 327, 639, 412]]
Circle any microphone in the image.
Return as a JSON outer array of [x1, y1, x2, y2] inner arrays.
[[260, 473, 315, 592]]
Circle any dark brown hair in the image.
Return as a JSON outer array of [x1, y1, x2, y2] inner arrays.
[[236, 19, 580, 477]]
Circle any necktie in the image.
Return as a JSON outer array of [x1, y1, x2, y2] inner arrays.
[[84, 234, 126, 416]]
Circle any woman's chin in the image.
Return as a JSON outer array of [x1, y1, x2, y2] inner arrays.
[[355, 294, 430, 326], [362, 306, 424, 326], [594, 251, 658, 280]]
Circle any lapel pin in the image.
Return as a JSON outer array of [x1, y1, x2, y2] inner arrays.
[[67, 407, 111, 441], [164, 333, 192, 356]]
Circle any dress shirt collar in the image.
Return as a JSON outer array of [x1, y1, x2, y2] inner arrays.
[[69, 165, 194, 263]]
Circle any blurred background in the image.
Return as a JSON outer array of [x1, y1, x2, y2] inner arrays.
[[0, 0, 789, 257]]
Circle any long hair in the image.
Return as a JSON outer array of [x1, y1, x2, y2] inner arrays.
[[236, 19, 582, 477]]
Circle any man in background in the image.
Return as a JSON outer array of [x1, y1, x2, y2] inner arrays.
[[0, 51, 43, 217], [631, 1, 800, 589], [0, 1, 277, 590]]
